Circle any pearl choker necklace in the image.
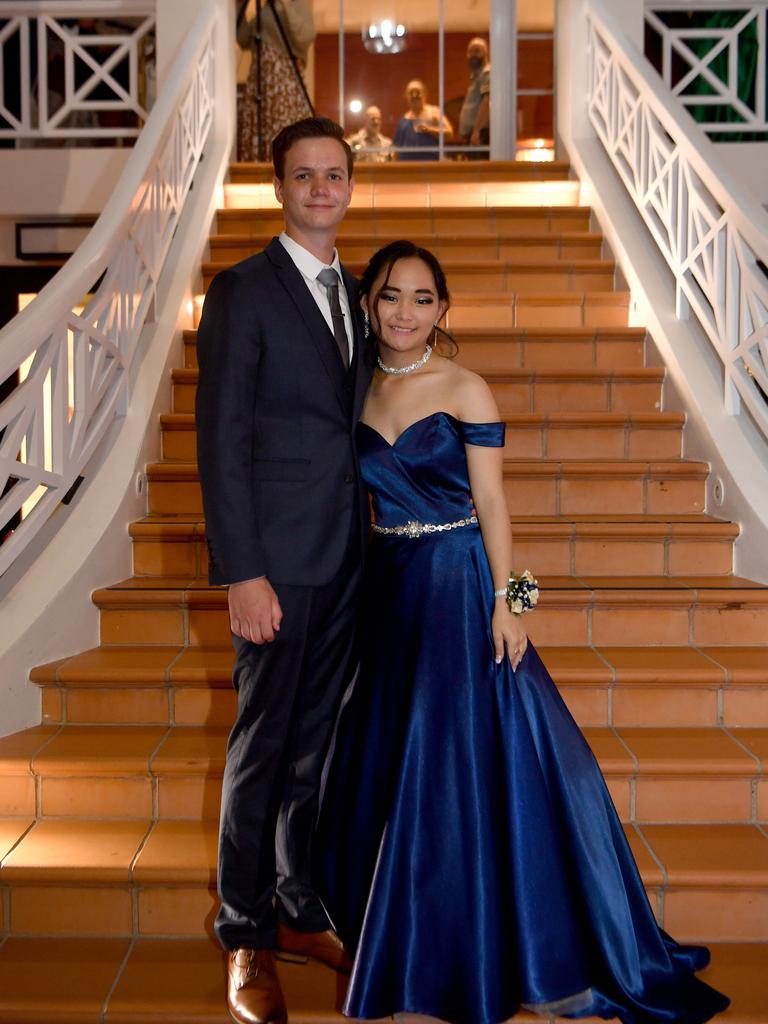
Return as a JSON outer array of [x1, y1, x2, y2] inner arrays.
[[377, 345, 433, 376]]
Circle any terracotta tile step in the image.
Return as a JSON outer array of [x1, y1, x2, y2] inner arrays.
[[202, 256, 615, 294], [2, 818, 767, 943], [0, 935, 762, 1024], [446, 291, 630, 329], [183, 325, 649, 370], [129, 511, 736, 580], [223, 180, 583, 212], [217, 203, 592, 237], [209, 230, 605, 264], [171, 366, 663, 417], [86, 573, 768, 648], [144, 459, 706, 518], [228, 158, 573, 184], [28, 644, 767, 731], [159, 410, 685, 463], [3, 719, 766, 826]]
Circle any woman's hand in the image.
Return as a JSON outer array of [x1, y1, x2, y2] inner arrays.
[[492, 601, 528, 670]]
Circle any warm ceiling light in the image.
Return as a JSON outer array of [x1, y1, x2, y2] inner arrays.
[[362, 20, 407, 54], [349, 99, 363, 113]]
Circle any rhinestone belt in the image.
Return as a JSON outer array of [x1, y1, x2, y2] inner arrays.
[[372, 515, 478, 539]]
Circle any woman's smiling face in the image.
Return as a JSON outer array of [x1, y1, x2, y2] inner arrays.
[[365, 256, 447, 358]]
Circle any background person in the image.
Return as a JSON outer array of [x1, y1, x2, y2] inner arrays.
[[458, 37, 490, 153], [346, 105, 392, 163], [392, 80, 453, 161], [237, 0, 315, 161]]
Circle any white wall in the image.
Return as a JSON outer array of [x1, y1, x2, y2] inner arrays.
[[0, 149, 131, 264], [715, 143, 768, 208]]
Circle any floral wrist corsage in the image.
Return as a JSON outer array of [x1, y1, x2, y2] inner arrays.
[[494, 570, 540, 614]]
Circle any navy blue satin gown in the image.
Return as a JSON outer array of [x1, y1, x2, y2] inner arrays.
[[315, 412, 729, 1024]]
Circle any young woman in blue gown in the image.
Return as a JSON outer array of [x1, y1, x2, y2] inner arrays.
[[314, 241, 730, 1024]]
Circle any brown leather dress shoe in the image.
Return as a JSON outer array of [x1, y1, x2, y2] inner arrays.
[[226, 948, 287, 1024], [275, 923, 353, 973]]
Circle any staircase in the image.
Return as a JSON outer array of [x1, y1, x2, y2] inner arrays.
[[0, 160, 766, 1022]]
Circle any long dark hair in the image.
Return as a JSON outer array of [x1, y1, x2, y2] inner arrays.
[[359, 240, 457, 355]]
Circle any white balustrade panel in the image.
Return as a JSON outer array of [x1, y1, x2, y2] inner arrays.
[[0, 1, 155, 140], [586, 7, 768, 442], [0, 11, 214, 577], [645, 4, 767, 137]]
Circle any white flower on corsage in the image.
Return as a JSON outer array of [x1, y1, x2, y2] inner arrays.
[[506, 570, 539, 615]]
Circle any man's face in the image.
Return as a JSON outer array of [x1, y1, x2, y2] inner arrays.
[[274, 137, 353, 237], [366, 107, 382, 134], [467, 42, 487, 69]]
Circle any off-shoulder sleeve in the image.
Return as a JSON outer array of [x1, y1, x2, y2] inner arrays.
[[459, 421, 506, 447]]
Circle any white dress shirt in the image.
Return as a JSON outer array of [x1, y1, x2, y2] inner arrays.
[[279, 232, 354, 363]]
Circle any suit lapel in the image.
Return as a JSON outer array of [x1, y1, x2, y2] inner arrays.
[[341, 264, 374, 423], [266, 238, 347, 412]]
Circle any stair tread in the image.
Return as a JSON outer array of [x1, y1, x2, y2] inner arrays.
[[146, 459, 709, 478], [172, 365, 659, 381], [132, 511, 733, 525], [211, 230, 605, 252], [90, 576, 768, 617], [0, 818, 34, 860], [183, 325, 649, 340], [30, 646, 233, 687], [160, 411, 684, 428], [130, 512, 736, 539], [92, 574, 767, 605], [0, 934, 761, 1024], [229, 158, 572, 181], [30, 644, 767, 689], [0, 726, 59, 768], [0, 935, 762, 1023], [203, 257, 615, 272], [3, 816, 767, 888], [218, 202, 588, 215], [1, 818, 151, 881], [4, 724, 766, 780]]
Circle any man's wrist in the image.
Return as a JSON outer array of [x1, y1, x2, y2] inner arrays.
[[229, 575, 267, 589]]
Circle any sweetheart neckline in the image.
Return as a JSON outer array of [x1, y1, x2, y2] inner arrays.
[[357, 411, 460, 449]]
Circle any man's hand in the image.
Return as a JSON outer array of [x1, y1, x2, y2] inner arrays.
[[228, 577, 283, 644]]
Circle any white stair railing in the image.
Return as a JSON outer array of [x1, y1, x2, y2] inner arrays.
[[557, 0, 768, 578], [585, 0, 768, 443], [0, 1, 157, 141], [0, 3, 217, 577], [644, 3, 768, 138]]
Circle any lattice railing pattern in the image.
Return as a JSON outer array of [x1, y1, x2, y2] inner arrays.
[[0, 18, 214, 576], [645, 4, 768, 137], [0, 2, 155, 140], [587, 8, 768, 440]]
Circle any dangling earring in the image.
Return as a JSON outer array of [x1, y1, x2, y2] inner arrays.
[[432, 321, 439, 347], [363, 311, 370, 339]]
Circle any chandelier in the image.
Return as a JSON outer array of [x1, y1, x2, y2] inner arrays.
[[362, 20, 407, 54]]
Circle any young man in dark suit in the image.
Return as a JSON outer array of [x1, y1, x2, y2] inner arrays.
[[195, 117, 373, 1024]]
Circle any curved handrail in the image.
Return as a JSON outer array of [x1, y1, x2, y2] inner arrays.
[[584, 0, 768, 439], [0, 4, 216, 576]]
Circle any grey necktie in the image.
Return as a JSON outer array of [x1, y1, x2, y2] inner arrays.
[[316, 267, 350, 369]]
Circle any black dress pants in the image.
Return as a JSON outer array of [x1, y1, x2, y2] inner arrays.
[[215, 536, 362, 951]]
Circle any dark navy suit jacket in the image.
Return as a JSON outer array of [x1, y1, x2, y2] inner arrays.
[[195, 237, 374, 587]]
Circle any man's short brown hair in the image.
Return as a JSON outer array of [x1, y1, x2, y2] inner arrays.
[[272, 117, 354, 181]]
